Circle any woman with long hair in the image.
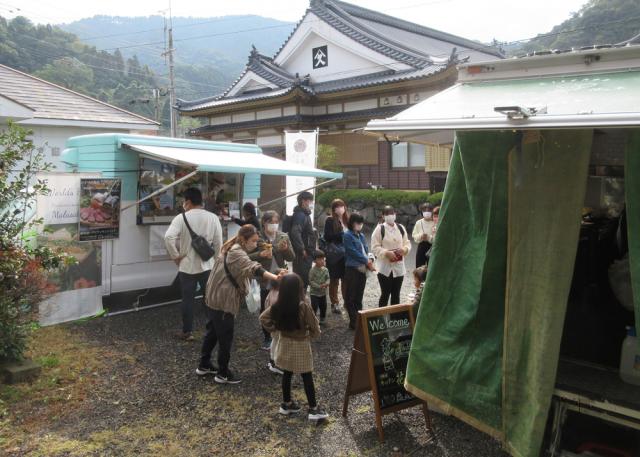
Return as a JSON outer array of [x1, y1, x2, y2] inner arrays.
[[260, 273, 329, 420], [249, 210, 295, 352], [197, 225, 281, 384], [323, 198, 349, 314]]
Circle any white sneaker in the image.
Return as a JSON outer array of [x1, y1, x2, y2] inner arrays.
[[267, 361, 284, 375], [308, 407, 329, 421]]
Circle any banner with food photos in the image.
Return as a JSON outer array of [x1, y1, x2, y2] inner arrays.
[[79, 178, 121, 241]]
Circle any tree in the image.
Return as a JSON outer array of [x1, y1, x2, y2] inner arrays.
[[0, 123, 73, 361], [33, 57, 94, 94]]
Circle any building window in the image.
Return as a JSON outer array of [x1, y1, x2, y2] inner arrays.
[[425, 144, 453, 172], [343, 168, 359, 189], [391, 142, 425, 168]]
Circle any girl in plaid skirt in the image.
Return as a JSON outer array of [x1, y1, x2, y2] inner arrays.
[[260, 273, 329, 421]]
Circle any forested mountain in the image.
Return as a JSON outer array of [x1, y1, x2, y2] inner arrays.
[[515, 0, 640, 55], [0, 15, 293, 132], [59, 15, 294, 101]]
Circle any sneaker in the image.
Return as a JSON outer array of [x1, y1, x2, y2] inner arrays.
[[331, 304, 342, 315], [279, 401, 302, 415], [260, 340, 272, 351], [267, 361, 284, 375], [195, 364, 217, 376], [308, 407, 329, 421], [319, 317, 326, 326], [174, 331, 195, 341], [214, 371, 242, 385]]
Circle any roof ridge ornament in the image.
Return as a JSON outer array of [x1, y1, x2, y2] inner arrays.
[[249, 45, 260, 62]]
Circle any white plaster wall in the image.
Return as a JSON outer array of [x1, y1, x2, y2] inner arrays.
[[256, 108, 282, 120], [283, 105, 297, 116], [18, 125, 129, 171], [344, 99, 378, 112], [232, 112, 256, 123]]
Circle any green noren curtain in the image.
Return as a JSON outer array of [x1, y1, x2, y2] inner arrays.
[[407, 129, 594, 457], [406, 130, 515, 436], [627, 131, 640, 348], [503, 130, 592, 457]]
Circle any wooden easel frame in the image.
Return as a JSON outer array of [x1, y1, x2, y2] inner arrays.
[[343, 304, 433, 442]]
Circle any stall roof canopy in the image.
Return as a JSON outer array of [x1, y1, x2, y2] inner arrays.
[[365, 69, 640, 138], [123, 143, 342, 179]]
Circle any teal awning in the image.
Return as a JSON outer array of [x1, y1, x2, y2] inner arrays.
[[123, 143, 342, 179]]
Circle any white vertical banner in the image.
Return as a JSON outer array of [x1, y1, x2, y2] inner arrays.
[[285, 130, 318, 218]]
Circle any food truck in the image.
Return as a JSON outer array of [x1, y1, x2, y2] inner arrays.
[[37, 134, 341, 322], [365, 45, 640, 457]]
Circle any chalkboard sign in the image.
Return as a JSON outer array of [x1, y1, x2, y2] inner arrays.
[[343, 304, 432, 442], [366, 310, 415, 409]]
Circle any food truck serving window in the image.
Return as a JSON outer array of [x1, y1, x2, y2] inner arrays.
[[138, 157, 200, 224], [136, 157, 240, 225]]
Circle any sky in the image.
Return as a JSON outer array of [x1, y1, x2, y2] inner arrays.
[[0, 0, 590, 44]]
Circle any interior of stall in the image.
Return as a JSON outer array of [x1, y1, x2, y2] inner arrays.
[[551, 128, 639, 456]]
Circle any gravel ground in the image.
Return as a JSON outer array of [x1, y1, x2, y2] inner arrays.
[[23, 241, 509, 456]]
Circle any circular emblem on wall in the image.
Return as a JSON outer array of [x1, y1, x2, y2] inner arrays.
[[294, 139, 307, 152]]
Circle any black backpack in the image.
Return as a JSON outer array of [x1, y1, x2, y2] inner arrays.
[[380, 223, 405, 240], [281, 214, 293, 234]]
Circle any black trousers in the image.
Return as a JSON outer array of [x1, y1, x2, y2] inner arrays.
[[344, 267, 367, 327], [416, 241, 432, 269], [310, 295, 327, 318], [293, 255, 313, 289], [178, 270, 209, 333], [200, 308, 235, 375], [260, 287, 270, 341], [283, 371, 316, 408], [377, 272, 404, 307]]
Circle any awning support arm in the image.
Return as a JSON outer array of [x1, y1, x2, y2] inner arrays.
[[121, 170, 198, 212], [257, 178, 340, 210]]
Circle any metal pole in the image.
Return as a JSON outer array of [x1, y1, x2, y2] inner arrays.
[[165, 4, 177, 138]]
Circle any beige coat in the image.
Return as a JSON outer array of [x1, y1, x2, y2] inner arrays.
[[206, 244, 262, 316], [259, 301, 320, 374]]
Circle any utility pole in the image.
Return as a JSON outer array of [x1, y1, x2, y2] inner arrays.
[[162, 4, 177, 137]]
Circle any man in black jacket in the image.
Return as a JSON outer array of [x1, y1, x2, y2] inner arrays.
[[290, 191, 317, 289]]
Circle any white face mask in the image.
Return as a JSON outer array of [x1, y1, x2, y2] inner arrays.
[[335, 206, 345, 216], [266, 223, 278, 234], [423, 211, 432, 219], [384, 214, 396, 224], [354, 223, 364, 232]]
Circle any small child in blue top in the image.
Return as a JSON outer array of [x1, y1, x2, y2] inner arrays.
[[308, 250, 330, 324]]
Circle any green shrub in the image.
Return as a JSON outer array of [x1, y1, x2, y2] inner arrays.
[[427, 192, 444, 206], [317, 189, 431, 208], [0, 123, 73, 361]]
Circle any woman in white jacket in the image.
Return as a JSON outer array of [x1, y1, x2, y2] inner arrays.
[[411, 203, 436, 268], [371, 206, 411, 307]]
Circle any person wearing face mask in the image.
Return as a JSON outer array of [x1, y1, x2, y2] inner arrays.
[[343, 213, 375, 329], [371, 205, 411, 307], [198, 224, 283, 384], [165, 187, 223, 341], [323, 198, 349, 315], [290, 191, 317, 290], [249, 210, 295, 352], [412, 203, 436, 269]]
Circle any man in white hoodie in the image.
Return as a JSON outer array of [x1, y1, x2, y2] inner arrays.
[[371, 205, 411, 307], [165, 187, 223, 341]]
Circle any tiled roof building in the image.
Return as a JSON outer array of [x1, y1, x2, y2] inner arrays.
[[178, 0, 501, 194]]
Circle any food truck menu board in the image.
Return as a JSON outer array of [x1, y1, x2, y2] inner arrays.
[[138, 158, 201, 224], [79, 178, 121, 241]]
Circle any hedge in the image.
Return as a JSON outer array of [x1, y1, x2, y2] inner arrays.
[[317, 189, 443, 208]]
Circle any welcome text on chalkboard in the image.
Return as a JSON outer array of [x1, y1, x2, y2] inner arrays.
[[342, 304, 433, 442]]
